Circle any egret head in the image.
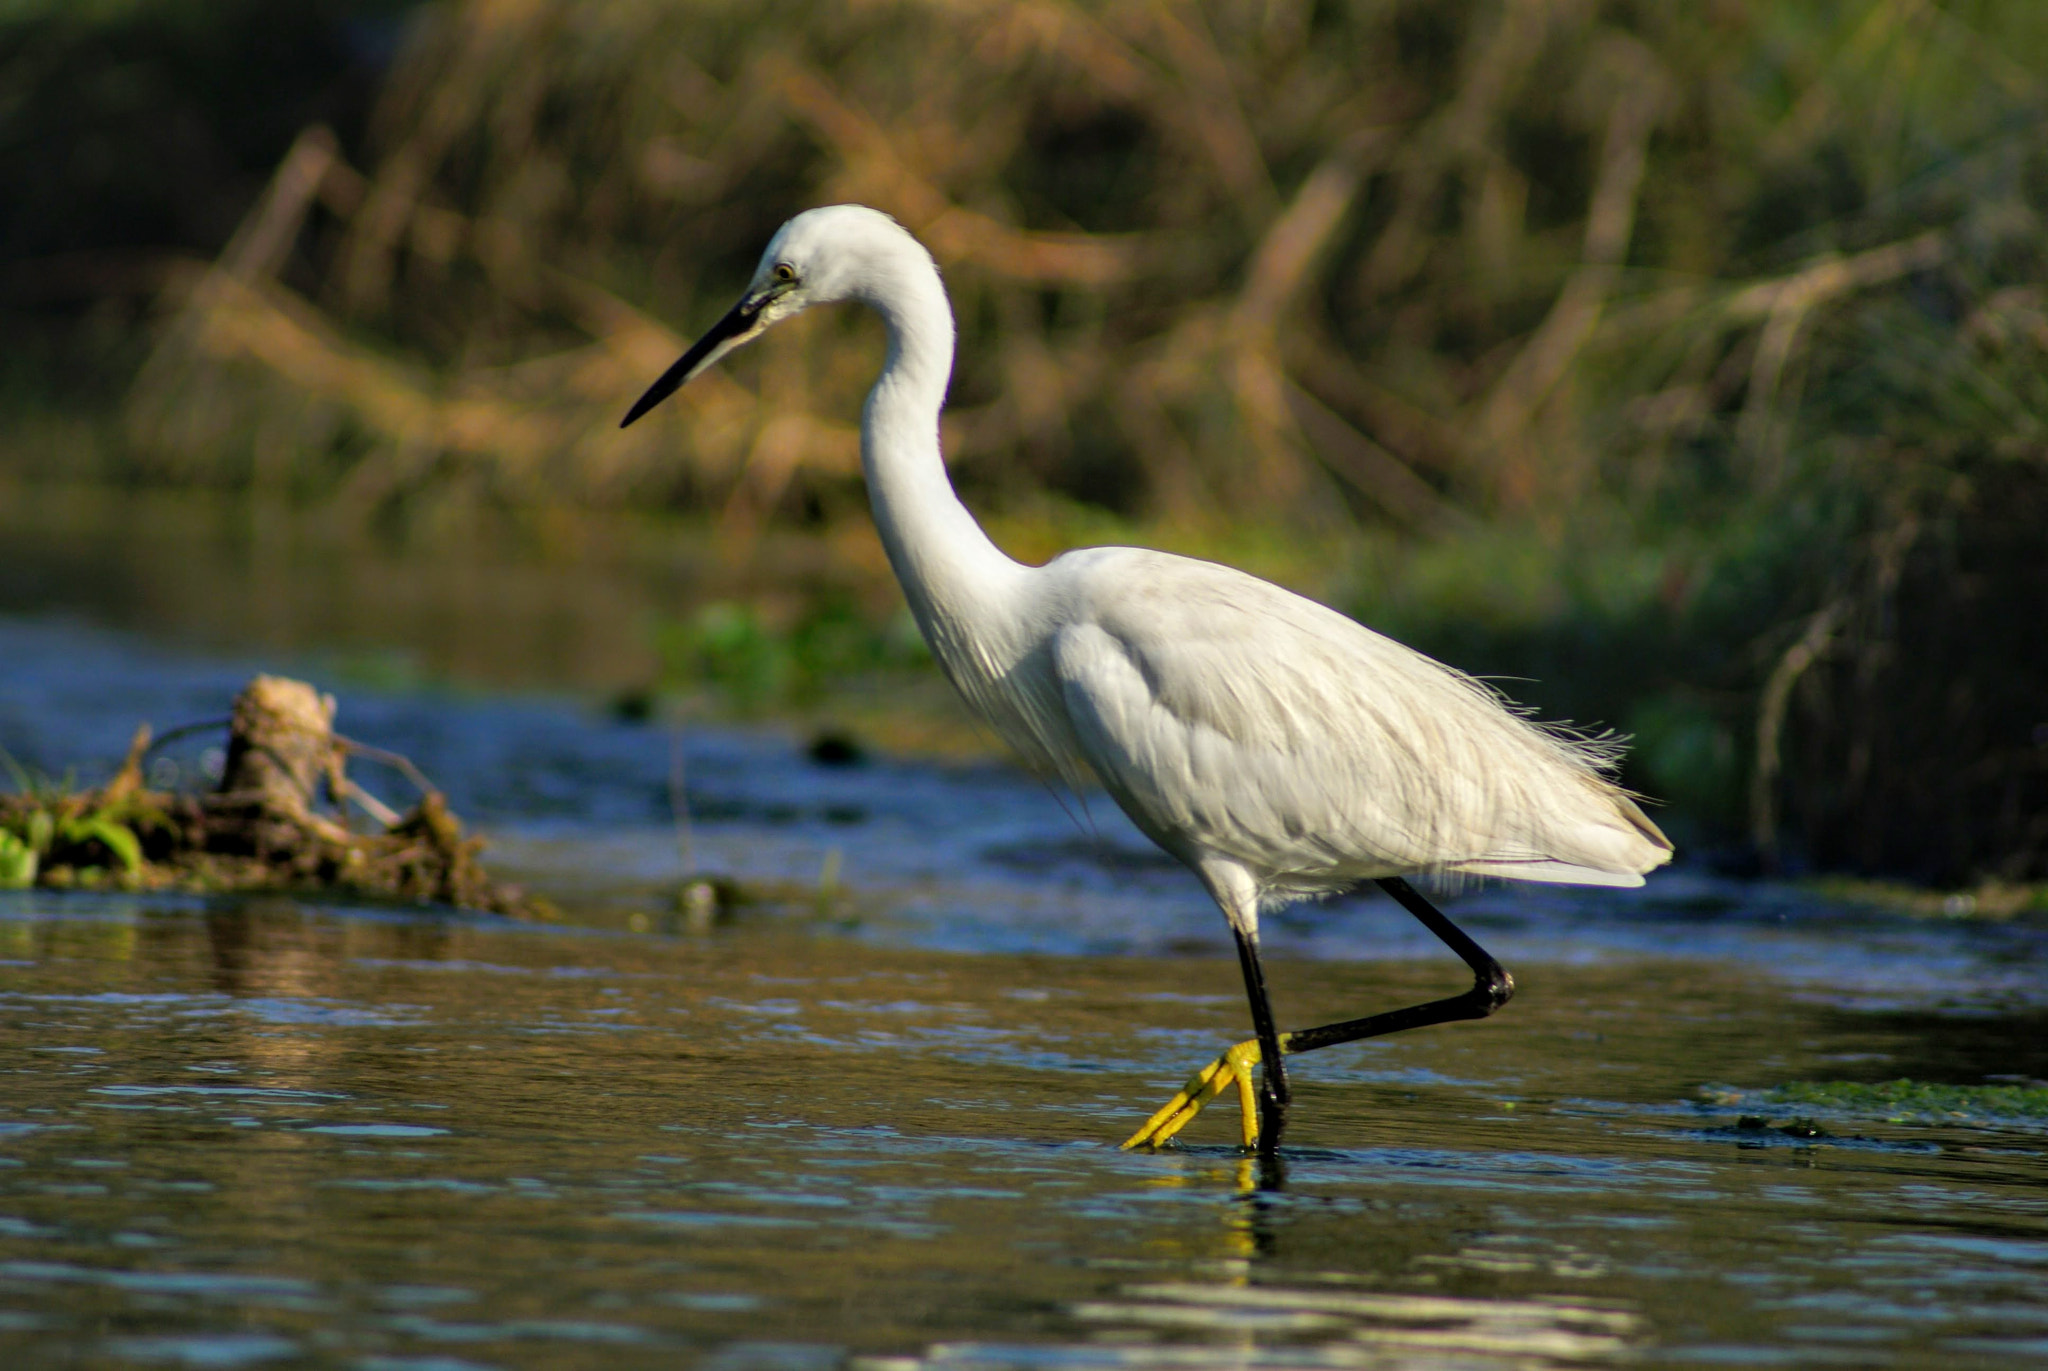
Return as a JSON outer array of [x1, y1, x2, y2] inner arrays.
[[620, 205, 922, 428]]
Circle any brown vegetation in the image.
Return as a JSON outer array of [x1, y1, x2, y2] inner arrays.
[[12, 0, 2047, 883], [0, 675, 539, 915], [135, 1, 2016, 531]]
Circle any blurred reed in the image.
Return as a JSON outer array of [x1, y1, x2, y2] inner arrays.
[[58, 0, 2048, 881]]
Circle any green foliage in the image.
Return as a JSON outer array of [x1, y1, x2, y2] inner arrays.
[[2, 750, 149, 883], [0, 828, 35, 888], [18, 806, 54, 858], [1623, 690, 1741, 827], [653, 599, 930, 714], [57, 810, 143, 873]]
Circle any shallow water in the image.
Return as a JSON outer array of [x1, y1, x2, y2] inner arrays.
[[3, 616, 2047, 1370]]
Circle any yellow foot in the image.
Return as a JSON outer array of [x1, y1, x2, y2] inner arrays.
[[1122, 1034, 1288, 1151]]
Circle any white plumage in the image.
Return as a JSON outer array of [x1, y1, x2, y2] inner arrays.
[[623, 204, 1672, 1150]]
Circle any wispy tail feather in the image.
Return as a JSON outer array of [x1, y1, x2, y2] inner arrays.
[[1448, 858, 1647, 888]]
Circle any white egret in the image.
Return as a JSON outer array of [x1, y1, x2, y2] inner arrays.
[[622, 206, 1672, 1151]]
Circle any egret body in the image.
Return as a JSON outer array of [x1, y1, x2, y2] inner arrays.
[[623, 206, 1672, 1150]]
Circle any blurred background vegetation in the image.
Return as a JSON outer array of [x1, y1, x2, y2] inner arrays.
[[1, 0, 2044, 886]]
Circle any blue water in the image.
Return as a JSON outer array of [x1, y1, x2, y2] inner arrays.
[[3, 614, 2047, 1370]]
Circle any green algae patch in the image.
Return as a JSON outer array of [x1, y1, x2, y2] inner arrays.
[[1763, 1080, 2048, 1126]]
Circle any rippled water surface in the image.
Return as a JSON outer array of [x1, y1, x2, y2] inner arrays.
[[3, 617, 2047, 1370]]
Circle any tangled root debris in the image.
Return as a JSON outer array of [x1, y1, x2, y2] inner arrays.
[[0, 675, 544, 917]]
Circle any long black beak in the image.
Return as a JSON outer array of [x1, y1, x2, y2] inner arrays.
[[619, 293, 763, 428]]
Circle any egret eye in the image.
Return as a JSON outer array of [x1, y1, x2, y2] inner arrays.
[[774, 263, 796, 283]]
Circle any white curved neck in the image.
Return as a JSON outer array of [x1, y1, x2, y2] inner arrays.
[[855, 257, 1025, 661]]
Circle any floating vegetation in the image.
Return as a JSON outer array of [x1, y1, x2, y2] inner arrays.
[[1735, 1115, 1829, 1142], [0, 675, 543, 918], [1768, 1080, 2048, 1126], [1800, 877, 2048, 923], [1706, 1079, 2048, 1128]]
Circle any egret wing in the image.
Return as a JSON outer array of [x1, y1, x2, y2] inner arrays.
[[1048, 551, 1666, 893]]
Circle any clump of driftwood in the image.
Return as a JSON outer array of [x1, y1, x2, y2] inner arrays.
[[0, 676, 541, 917]]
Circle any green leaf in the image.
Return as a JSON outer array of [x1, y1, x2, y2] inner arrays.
[[0, 829, 36, 888], [58, 813, 142, 873]]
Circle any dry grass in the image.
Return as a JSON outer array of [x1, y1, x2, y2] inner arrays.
[[104, 0, 2048, 881], [128, 1, 2029, 527]]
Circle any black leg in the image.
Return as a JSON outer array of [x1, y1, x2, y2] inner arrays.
[[1231, 927, 1291, 1152], [1123, 877, 1512, 1155], [1279, 877, 1514, 1058]]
